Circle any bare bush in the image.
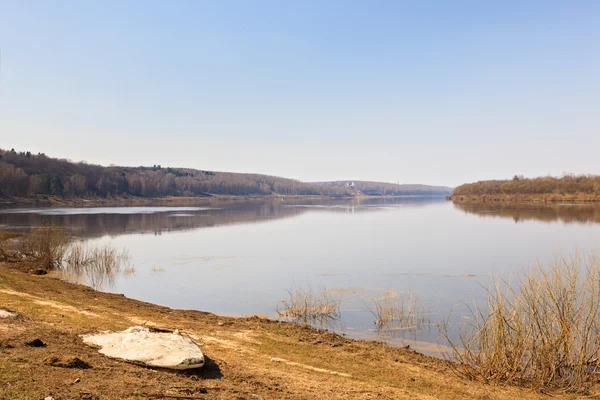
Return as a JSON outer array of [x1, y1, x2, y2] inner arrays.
[[277, 283, 341, 327], [441, 252, 600, 393], [21, 226, 70, 269], [0, 231, 21, 259]]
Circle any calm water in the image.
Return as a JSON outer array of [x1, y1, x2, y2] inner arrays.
[[2, 198, 600, 355]]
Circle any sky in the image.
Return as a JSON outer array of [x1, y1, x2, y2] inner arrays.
[[0, 1, 599, 187]]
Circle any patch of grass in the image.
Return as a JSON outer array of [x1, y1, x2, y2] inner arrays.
[[151, 265, 165, 273], [441, 252, 600, 393], [367, 288, 431, 340], [0, 231, 22, 259], [123, 264, 136, 277], [21, 226, 70, 269], [277, 283, 341, 327], [63, 242, 131, 290]]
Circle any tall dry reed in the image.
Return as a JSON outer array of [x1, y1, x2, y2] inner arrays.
[[277, 283, 341, 327], [367, 288, 431, 340], [441, 252, 600, 393], [21, 226, 70, 269], [63, 242, 130, 290]]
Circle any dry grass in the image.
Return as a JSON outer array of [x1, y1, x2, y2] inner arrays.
[[123, 264, 136, 277], [21, 226, 70, 269], [151, 265, 165, 273], [0, 231, 21, 258], [441, 252, 600, 393], [367, 288, 431, 340], [62, 242, 131, 290], [277, 283, 341, 327]]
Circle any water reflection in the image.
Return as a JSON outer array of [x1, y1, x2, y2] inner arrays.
[[276, 283, 343, 329], [4, 197, 600, 355], [453, 201, 600, 224], [368, 289, 432, 342], [0, 197, 443, 238], [59, 242, 132, 290]]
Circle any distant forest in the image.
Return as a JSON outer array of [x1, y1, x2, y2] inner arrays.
[[0, 148, 451, 199], [453, 175, 600, 196], [317, 181, 452, 196]]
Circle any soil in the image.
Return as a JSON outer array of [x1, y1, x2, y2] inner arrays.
[[0, 262, 586, 399]]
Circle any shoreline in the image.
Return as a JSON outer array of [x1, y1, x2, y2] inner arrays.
[[0, 194, 449, 208], [0, 261, 556, 399], [447, 193, 600, 203]]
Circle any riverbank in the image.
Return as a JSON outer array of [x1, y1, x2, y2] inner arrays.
[[0, 194, 352, 208], [0, 193, 449, 208], [0, 262, 581, 399], [448, 193, 600, 203]]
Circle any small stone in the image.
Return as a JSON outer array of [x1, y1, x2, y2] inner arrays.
[[25, 339, 46, 348], [0, 310, 19, 320], [45, 356, 91, 369], [32, 269, 48, 275], [74, 377, 81, 383], [44, 397, 55, 400]]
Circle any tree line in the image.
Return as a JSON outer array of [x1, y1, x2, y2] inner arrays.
[[0, 148, 352, 198], [453, 175, 600, 196], [318, 181, 452, 196]]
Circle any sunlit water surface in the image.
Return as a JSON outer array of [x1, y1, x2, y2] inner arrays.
[[3, 198, 600, 356]]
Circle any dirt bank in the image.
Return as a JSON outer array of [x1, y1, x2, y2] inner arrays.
[[0, 263, 579, 399]]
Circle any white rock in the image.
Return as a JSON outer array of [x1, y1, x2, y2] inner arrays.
[[0, 310, 18, 319], [80, 326, 205, 370]]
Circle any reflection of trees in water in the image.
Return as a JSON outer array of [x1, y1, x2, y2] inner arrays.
[[0, 198, 444, 239], [453, 202, 600, 224]]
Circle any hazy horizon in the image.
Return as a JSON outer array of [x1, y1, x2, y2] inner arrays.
[[1, 1, 599, 187]]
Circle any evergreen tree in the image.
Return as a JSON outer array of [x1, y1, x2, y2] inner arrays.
[[50, 176, 64, 196]]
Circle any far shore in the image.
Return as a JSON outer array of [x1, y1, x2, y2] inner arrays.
[[0, 193, 449, 208], [448, 193, 600, 203]]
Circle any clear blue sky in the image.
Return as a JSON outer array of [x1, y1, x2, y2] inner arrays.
[[1, 1, 599, 187]]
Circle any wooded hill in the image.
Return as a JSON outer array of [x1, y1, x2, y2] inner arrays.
[[0, 148, 451, 198], [316, 181, 452, 196], [453, 175, 600, 197]]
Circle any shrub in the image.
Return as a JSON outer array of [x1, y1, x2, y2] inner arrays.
[[441, 252, 600, 393], [21, 226, 70, 269]]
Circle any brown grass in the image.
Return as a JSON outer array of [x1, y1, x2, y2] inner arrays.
[[440, 252, 600, 393], [20, 226, 70, 269], [367, 288, 431, 340], [0, 231, 21, 259], [62, 242, 131, 290], [277, 283, 341, 327]]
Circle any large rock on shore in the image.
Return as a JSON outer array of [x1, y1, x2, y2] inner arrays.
[[81, 326, 205, 370], [0, 309, 19, 320]]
